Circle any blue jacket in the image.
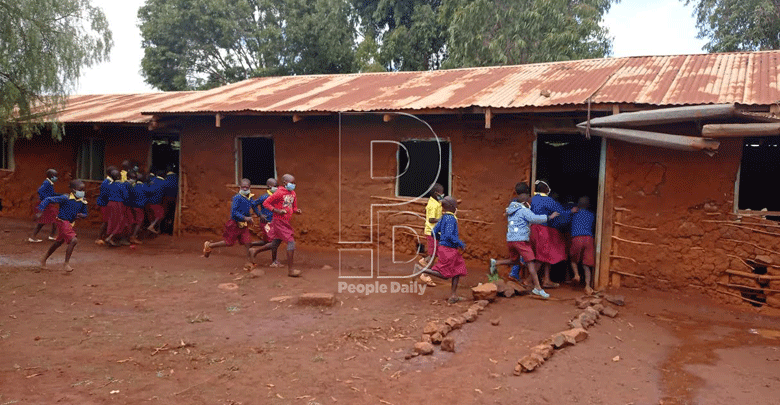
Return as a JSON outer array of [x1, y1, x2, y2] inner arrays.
[[105, 180, 128, 203], [37, 179, 56, 201], [433, 213, 465, 249], [126, 183, 147, 208], [571, 209, 596, 237], [230, 193, 262, 222], [38, 193, 88, 223], [256, 191, 273, 222], [531, 194, 571, 229], [164, 173, 178, 198], [97, 177, 112, 207], [506, 201, 549, 242], [145, 176, 166, 205]]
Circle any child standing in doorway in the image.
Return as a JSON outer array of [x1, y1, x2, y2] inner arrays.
[[569, 196, 596, 295]]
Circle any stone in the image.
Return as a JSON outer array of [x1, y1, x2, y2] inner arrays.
[[463, 311, 477, 323], [490, 317, 501, 326], [249, 268, 265, 277], [297, 293, 336, 306], [517, 354, 543, 372], [575, 296, 592, 308], [441, 337, 456, 352], [561, 328, 589, 343], [531, 344, 554, 360], [584, 307, 600, 319], [476, 300, 490, 308], [605, 294, 625, 306], [589, 298, 603, 306], [218, 283, 239, 291], [500, 286, 515, 298], [322, 265, 333, 270], [513, 364, 524, 376], [414, 342, 434, 355], [423, 322, 439, 335], [445, 317, 462, 330], [551, 333, 570, 349], [269, 295, 293, 303], [454, 316, 467, 327], [493, 279, 507, 291], [437, 324, 452, 337], [577, 313, 595, 329], [421, 334, 432, 344], [592, 303, 605, 313], [576, 300, 591, 309], [602, 306, 619, 318], [568, 318, 583, 330], [431, 332, 443, 345], [506, 280, 529, 295], [472, 283, 498, 302], [755, 255, 774, 265]]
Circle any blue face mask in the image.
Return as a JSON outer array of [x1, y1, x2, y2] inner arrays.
[[270, 187, 278, 193], [74, 190, 85, 199], [239, 189, 251, 196], [286, 183, 296, 191], [51, 176, 58, 182]]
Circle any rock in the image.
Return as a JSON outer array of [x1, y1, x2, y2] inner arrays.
[[218, 283, 239, 291], [490, 317, 501, 326], [437, 324, 452, 337], [584, 307, 600, 319], [576, 300, 591, 309], [500, 286, 515, 298], [269, 295, 293, 303], [322, 264, 334, 270], [602, 306, 619, 318], [454, 316, 467, 327], [568, 318, 583, 330], [513, 364, 524, 376], [404, 352, 414, 360], [755, 255, 774, 265], [469, 304, 483, 314], [506, 280, 528, 295], [531, 344, 554, 360], [493, 279, 507, 291], [575, 296, 592, 308], [476, 300, 490, 308], [551, 333, 571, 349], [441, 336, 456, 352], [561, 328, 589, 343], [578, 313, 596, 329], [249, 268, 265, 277], [445, 317, 462, 330], [421, 334, 432, 344], [517, 354, 543, 372], [431, 332, 443, 345], [589, 298, 603, 306], [423, 322, 439, 335], [414, 342, 434, 355], [592, 303, 605, 313], [472, 283, 498, 302], [463, 310, 477, 323], [605, 294, 625, 306], [612, 355, 621, 362], [297, 293, 336, 306]]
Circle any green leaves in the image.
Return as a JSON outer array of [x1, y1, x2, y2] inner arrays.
[[1, 0, 112, 140], [686, 0, 780, 52]]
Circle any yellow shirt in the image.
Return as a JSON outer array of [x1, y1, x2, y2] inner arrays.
[[120, 170, 128, 182], [423, 196, 443, 236]]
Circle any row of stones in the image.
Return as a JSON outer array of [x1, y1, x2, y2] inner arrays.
[[409, 299, 491, 357]]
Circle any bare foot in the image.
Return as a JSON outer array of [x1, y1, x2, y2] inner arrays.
[[585, 286, 594, 295], [573, 275, 581, 284], [147, 225, 159, 234], [202, 241, 212, 258], [63, 263, 73, 272], [40, 258, 47, 268]]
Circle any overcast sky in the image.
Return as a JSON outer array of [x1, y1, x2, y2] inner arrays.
[[74, 0, 708, 95]]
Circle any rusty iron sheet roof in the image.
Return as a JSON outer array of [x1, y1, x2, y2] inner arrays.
[[56, 92, 199, 124], [142, 51, 780, 115]]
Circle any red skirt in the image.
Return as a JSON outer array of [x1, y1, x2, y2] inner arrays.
[[570, 235, 595, 267], [37, 203, 58, 224], [105, 201, 128, 236], [431, 245, 468, 278], [127, 207, 144, 225], [259, 221, 272, 243], [426, 235, 437, 257], [99, 205, 108, 222], [530, 224, 567, 264], [55, 219, 77, 244], [267, 219, 295, 242], [222, 220, 252, 246], [148, 204, 164, 221], [508, 241, 535, 263]]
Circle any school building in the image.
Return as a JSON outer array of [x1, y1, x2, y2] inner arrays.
[[2, 51, 779, 307]]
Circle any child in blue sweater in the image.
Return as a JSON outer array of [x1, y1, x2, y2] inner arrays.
[[203, 178, 261, 268], [29, 169, 59, 242], [37, 180, 88, 272]]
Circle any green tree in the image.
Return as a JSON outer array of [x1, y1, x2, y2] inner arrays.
[[440, 0, 614, 68], [685, 0, 780, 52], [0, 0, 112, 139], [138, 0, 356, 91]]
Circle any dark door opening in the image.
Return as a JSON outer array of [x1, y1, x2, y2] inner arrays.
[[397, 140, 451, 197], [739, 136, 780, 221], [151, 135, 180, 235], [535, 134, 602, 284]]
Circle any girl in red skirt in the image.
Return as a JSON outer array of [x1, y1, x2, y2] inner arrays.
[[569, 197, 597, 295], [530, 180, 577, 289], [30, 169, 59, 243], [37, 180, 88, 272], [417, 197, 467, 304], [250, 174, 303, 277], [104, 169, 130, 246]]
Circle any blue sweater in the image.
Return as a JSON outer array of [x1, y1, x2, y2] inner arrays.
[[506, 201, 549, 242], [433, 213, 465, 249], [256, 191, 273, 222], [145, 177, 166, 205], [37, 179, 56, 201], [38, 194, 88, 223], [105, 180, 128, 203], [230, 193, 261, 222], [97, 177, 112, 207], [164, 173, 178, 198], [126, 183, 147, 208], [531, 194, 571, 229], [571, 209, 595, 237]]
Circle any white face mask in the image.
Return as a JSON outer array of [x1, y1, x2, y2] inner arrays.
[[74, 190, 85, 199], [270, 187, 278, 193], [239, 189, 251, 196]]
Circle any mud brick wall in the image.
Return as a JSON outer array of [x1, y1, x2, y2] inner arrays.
[[605, 136, 780, 307], [179, 114, 535, 269], [0, 125, 151, 225]]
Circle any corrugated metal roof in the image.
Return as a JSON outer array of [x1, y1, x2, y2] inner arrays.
[[61, 51, 780, 123]]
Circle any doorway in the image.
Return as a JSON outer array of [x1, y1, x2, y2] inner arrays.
[[150, 135, 180, 235], [533, 133, 603, 284]]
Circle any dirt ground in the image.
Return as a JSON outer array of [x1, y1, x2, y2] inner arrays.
[[1, 217, 780, 405]]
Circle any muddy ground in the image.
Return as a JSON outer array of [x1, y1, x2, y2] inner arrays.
[[1, 218, 779, 405]]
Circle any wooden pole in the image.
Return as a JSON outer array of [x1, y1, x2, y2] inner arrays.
[[610, 269, 645, 279], [725, 269, 780, 281], [614, 222, 657, 231], [724, 238, 780, 256], [582, 104, 736, 128], [612, 235, 655, 245], [702, 123, 780, 137], [717, 282, 780, 294], [577, 126, 720, 152], [610, 209, 623, 287], [714, 289, 766, 306], [610, 255, 637, 263]]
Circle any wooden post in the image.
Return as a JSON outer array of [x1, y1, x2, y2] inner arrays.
[[485, 107, 492, 129], [702, 123, 780, 137], [216, 113, 222, 128], [610, 209, 622, 287], [383, 114, 396, 123], [293, 114, 304, 123]]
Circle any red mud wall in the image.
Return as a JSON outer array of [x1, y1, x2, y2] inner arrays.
[[179, 114, 535, 269], [606, 136, 780, 307], [0, 125, 151, 225]]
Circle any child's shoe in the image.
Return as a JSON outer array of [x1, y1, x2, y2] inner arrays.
[[531, 288, 549, 299]]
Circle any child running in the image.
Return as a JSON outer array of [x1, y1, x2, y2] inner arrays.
[[29, 169, 59, 243], [249, 174, 302, 277], [202, 178, 260, 268], [250, 178, 281, 267], [489, 189, 559, 298], [414, 196, 467, 304], [569, 196, 597, 295], [37, 179, 88, 272], [418, 183, 444, 268]]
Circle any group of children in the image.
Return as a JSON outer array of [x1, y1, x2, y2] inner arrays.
[[201, 174, 303, 277], [31, 160, 179, 270], [416, 180, 596, 302]]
